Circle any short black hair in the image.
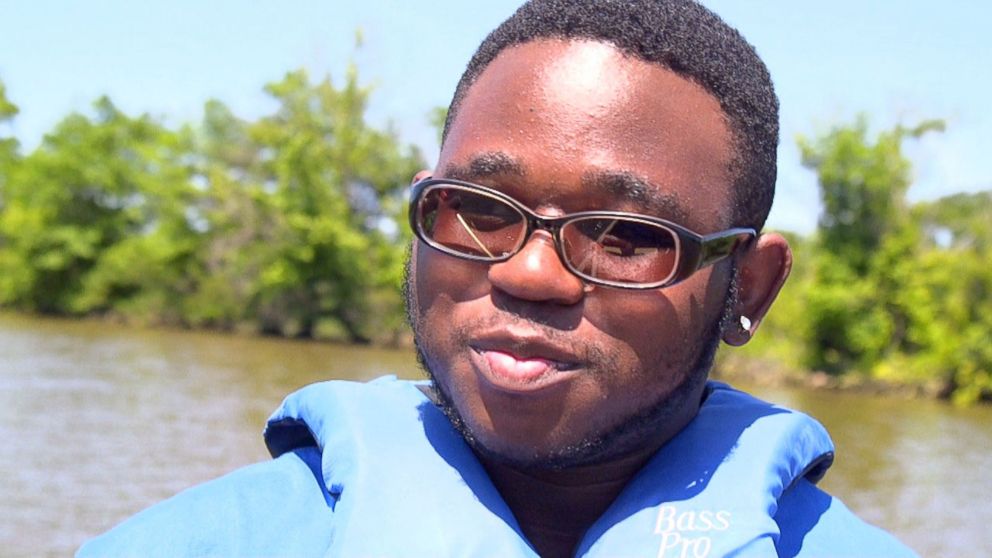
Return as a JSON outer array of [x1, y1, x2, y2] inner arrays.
[[443, 0, 779, 230]]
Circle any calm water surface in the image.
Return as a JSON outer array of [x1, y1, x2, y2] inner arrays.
[[2, 313, 989, 557]]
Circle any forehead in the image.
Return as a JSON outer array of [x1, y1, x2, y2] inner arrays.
[[440, 39, 736, 230]]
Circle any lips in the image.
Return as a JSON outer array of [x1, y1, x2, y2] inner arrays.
[[468, 331, 582, 392], [482, 349, 558, 380]]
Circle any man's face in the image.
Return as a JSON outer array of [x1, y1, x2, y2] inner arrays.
[[409, 39, 738, 469]]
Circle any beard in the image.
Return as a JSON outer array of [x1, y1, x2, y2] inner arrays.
[[404, 250, 740, 471]]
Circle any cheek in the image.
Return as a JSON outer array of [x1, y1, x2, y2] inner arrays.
[[413, 244, 494, 379], [414, 244, 491, 313], [584, 270, 723, 373], [584, 290, 680, 359]]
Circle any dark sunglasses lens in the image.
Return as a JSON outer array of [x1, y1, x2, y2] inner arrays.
[[561, 217, 679, 285], [416, 185, 526, 259]]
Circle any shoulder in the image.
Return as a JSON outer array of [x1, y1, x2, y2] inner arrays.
[[774, 478, 919, 558], [77, 446, 335, 557]]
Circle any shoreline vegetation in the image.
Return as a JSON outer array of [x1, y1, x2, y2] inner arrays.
[[0, 71, 989, 405], [713, 353, 956, 401]]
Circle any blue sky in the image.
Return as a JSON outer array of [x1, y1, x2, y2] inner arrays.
[[1, 0, 989, 233]]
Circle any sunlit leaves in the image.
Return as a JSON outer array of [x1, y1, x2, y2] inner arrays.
[[0, 70, 423, 343], [786, 118, 990, 402]]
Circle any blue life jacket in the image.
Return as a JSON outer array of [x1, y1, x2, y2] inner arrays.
[[79, 376, 918, 557]]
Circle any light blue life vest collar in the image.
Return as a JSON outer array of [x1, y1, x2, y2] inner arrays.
[[264, 377, 834, 557]]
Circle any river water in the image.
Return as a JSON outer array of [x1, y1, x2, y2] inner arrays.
[[2, 313, 989, 557]]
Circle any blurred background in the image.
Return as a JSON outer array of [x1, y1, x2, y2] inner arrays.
[[1, 1, 989, 556]]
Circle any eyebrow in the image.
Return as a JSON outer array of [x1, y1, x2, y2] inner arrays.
[[439, 152, 691, 224], [441, 151, 525, 182], [582, 170, 691, 224]]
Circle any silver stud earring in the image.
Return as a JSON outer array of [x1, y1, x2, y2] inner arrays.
[[739, 315, 752, 332]]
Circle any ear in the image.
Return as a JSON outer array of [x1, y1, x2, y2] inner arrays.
[[721, 232, 792, 346], [412, 169, 433, 185]]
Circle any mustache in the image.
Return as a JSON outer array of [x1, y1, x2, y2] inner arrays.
[[452, 311, 565, 341], [449, 310, 615, 367]]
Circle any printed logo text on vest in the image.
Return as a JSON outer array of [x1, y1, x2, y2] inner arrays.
[[653, 505, 731, 558]]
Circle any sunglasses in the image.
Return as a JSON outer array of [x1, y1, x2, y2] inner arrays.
[[409, 178, 755, 290]]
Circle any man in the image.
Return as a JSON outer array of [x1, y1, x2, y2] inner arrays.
[[80, 1, 917, 556]]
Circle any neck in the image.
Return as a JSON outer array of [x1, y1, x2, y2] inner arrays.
[[478, 382, 709, 557], [482, 446, 659, 558]]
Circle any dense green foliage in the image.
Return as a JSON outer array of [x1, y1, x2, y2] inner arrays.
[[0, 71, 422, 344], [1, 76, 989, 402], [742, 118, 991, 404]]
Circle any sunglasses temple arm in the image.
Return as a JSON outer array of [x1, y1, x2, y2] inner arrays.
[[455, 213, 495, 258], [697, 231, 754, 269]]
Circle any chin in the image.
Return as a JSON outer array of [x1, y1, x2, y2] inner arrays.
[[416, 338, 715, 472]]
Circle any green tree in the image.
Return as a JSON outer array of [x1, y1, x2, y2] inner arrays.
[[797, 117, 942, 374], [0, 97, 196, 316], [226, 66, 423, 342], [799, 117, 944, 275], [795, 118, 991, 403], [879, 192, 992, 404], [0, 67, 423, 344], [72, 120, 199, 323], [0, 80, 23, 301], [180, 99, 275, 330], [0, 80, 19, 173]]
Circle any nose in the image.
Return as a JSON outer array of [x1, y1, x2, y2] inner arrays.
[[487, 231, 586, 305]]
